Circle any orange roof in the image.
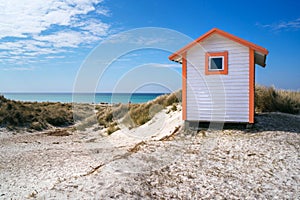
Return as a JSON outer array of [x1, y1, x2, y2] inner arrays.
[[169, 28, 269, 66]]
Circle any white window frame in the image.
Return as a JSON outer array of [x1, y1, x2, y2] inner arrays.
[[208, 56, 224, 71]]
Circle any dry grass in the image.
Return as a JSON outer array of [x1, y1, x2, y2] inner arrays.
[[95, 90, 181, 134], [124, 90, 181, 127], [72, 104, 95, 121], [0, 91, 181, 133], [106, 122, 120, 135], [95, 104, 124, 134], [255, 85, 300, 114], [0, 95, 73, 130], [2, 86, 296, 132]]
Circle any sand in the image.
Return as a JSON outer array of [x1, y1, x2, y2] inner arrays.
[[0, 107, 299, 199]]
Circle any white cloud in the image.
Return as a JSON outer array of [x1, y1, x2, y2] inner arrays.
[[257, 18, 300, 31], [105, 32, 169, 46], [0, 0, 110, 66], [34, 31, 83, 48], [79, 20, 110, 36], [2, 66, 35, 71], [0, 0, 106, 39], [150, 63, 181, 68], [95, 7, 110, 16], [0, 39, 67, 64], [45, 55, 66, 59]]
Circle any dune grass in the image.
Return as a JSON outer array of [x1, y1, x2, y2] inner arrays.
[[95, 90, 181, 134], [255, 85, 300, 114], [0, 86, 298, 132], [0, 95, 73, 130], [124, 91, 181, 127]]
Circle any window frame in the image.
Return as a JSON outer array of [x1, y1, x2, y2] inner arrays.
[[205, 51, 228, 75]]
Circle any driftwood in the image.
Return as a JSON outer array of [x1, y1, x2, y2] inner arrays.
[[81, 164, 105, 177], [127, 141, 146, 153], [45, 129, 71, 136], [159, 125, 181, 141]]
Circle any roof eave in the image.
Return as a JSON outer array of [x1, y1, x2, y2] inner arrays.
[[169, 28, 217, 61], [169, 28, 269, 62], [254, 51, 268, 67]]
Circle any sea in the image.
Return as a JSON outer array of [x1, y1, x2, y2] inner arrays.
[[2, 93, 166, 104]]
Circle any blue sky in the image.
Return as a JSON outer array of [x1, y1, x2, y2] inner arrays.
[[0, 0, 299, 92]]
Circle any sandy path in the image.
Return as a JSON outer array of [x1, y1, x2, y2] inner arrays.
[[0, 110, 299, 199], [0, 106, 182, 199]]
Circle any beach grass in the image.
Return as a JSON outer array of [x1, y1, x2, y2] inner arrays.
[[1, 86, 299, 132], [0, 95, 73, 130], [255, 85, 300, 114], [95, 90, 181, 133]]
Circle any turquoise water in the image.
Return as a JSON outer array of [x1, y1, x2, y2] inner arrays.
[[2, 93, 166, 104]]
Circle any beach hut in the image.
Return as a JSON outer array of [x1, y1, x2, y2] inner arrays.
[[169, 28, 268, 125]]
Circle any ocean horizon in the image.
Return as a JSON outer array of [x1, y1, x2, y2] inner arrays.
[[1, 92, 167, 104]]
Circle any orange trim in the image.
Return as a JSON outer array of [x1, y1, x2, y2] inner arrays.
[[182, 52, 187, 120], [169, 29, 215, 61], [169, 28, 269, 61], [205, 51, 228, 75], [249, 48, 255, 123]]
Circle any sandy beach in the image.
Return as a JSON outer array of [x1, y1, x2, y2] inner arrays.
[[1, 0, 300, 199], [0, 107, 299, 199]]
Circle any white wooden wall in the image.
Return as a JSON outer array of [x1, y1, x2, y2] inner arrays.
[[186, 34, 250, 122]]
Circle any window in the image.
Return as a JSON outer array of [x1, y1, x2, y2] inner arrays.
[[205, 51, 228, 75], [209, 57, 224, 70]]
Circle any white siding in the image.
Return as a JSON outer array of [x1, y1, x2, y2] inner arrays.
[[186, 34, 249, 122]]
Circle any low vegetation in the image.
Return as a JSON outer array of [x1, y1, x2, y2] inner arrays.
[[255, 85, 300, 114], [0, 86, 298, 132], [107, 122, 120, 135], [95, 90, 182, 133], [0, 95, 73, 131]]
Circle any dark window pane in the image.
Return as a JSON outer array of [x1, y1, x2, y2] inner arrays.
[[210, 57, 223, 70]]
